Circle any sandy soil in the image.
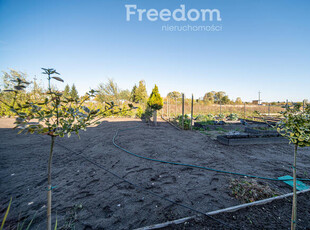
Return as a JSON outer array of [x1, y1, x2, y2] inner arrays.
[[0, 118, 310, 229]]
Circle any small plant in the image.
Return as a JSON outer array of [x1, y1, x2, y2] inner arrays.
[[206, 113, 214, 120], [199, 120, 214, 126], [195, 114, 214, 122], [0, 198, 12, 230], [194, 114, 205, 122], [215, 127, 226, 132], [228, 113, 238, 121], [59, 204, 83, 230], [175, 115, 191, 130], [0, 198, 39, 230], [147, 85, 163, 126], [218, 113, 225, 120], [230, 179, 278, 203]]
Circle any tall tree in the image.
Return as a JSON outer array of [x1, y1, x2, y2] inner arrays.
[[203, 91, 231, 105], [131, 85, 137, 102], [1, 69, 29, 106], [63, 84, 70, 98], [147, 85, 163, 126], [1, 69, 28, 90], [167, 91, 181, 100], [235, 97, 243, 105], [135, 80, 148, 104], [203, 91, 215, 104], [70, 84, 79, 100], [96, 78, 120, 103], [214, 91, 226, 104], [167, 91, 181, 115], [119, 89, 131, 101]]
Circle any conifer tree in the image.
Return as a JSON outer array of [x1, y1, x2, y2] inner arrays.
[[135, 80, 148, 104], [147, 84, 163, 126], [63, 84, 70, 98], [70, 84, 79, 100], [131, 84, 137, 102]]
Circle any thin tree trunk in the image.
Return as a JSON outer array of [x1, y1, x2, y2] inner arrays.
[[291, 144, 298, 230], [153, 110, 157, 126], [47, 136, 55, 230], [175, 99, 177, 116]]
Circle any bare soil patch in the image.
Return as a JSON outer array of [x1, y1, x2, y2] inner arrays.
[[0, 118, 310, 229]]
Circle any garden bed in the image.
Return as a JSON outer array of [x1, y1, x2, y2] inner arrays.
[[0, 118, 309, 229], [194, 120, 269, 132], [217, 134, 288, 145], [245, 127, 279, 136]]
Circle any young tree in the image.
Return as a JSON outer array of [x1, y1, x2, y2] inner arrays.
[[167, 91, 181, 115], [135, 80, 148, 104], [147, 85, 163, 126], [277, 104, 310, 230], [0, 68, 112, 230], [70, 84, 79, 100], [63, 84, 70, 98], [119, 89, 131, 101]]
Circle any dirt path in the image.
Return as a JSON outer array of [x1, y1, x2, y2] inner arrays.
[[0, 118, 309, 229]]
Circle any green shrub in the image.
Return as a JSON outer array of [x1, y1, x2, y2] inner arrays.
[[136, 106, 143, 118], [228, 113, 238, 121], [218, 113, 225, 120], [175, 115, 191, 130]]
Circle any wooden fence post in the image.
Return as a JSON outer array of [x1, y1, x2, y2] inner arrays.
[[190, 94, 194, 130], [244, 103, 246, 119], [182, 93, 184, 129], [166, 97, 169, 119]]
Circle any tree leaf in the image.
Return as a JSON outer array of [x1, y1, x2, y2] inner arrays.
[[52, 77, 64, 82]]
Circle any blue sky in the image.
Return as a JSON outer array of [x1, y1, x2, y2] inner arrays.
[[0, 0, 309, 102]]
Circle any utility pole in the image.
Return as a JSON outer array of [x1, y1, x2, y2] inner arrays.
[[258, 91, 261, 105]]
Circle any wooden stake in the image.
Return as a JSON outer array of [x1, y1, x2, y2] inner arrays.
[[244, 103, 246, 119], [190, 94, 194, 130], [303, 100, 305, 112], [166, 97, 168, 119], [182, 93, 184, 129]]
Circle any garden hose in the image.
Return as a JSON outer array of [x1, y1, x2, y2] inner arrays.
[[112, 126, 310, 182]]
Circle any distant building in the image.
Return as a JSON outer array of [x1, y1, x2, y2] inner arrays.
[[252, 100, 259, 105], [252, 100, 263, 105]]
